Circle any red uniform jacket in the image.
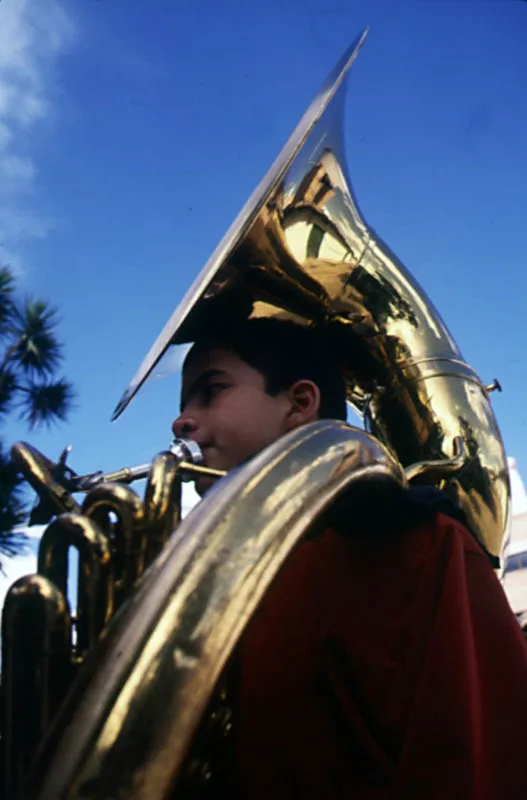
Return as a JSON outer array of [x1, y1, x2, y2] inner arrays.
[[235, 505, 527, 799]]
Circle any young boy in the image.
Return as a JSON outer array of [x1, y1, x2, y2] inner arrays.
[[173, 317, 527, 799]]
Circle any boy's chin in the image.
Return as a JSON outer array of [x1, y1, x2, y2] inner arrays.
[[195, 475, 217, 498]]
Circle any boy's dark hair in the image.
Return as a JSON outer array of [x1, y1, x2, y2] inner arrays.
[[185, 317, 348, 420]]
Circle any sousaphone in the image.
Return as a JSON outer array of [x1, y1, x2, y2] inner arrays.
[[3, 31, 510, 799]]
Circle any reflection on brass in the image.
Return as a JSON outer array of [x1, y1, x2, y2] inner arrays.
[[11, 441, 82, 519], [81, 483, 146, 604], [115, 28, 510, 565], [1, 31, 512, 799], [1, 440, 208, 799], [26, 422, 406, 799], [1, 575, 71, 799], [38, 514, 114, 657], [405, 436, 466, 484]]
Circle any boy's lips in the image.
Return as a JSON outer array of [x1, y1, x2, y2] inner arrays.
[[198, 443, 214, 464]]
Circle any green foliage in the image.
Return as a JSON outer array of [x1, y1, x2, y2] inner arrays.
[[0, 444, 26, 560], [20, 379, 74, 428], [0, 265, 75, 559]]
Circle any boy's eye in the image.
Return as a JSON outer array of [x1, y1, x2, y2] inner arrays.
[[202, 382, 228, 404]]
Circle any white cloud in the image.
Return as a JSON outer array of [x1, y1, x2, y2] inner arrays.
[[0, 0, 74, 269]]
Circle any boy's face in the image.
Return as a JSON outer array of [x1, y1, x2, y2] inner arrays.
[[172, 347, 296, 495]]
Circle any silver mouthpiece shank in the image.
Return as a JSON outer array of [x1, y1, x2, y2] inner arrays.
[[73, 439, 205, 491], [169, 438, 203, 467]]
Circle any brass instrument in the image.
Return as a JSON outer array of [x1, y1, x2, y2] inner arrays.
[[1, 439, 223, 799], [1, 30, 510, 798]]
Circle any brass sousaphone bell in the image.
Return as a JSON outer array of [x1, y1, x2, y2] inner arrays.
[[113, 28, 509, 564], [4, 31, 510, 799]]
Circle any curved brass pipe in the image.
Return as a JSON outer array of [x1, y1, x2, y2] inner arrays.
[[1, 439, 213, 798], [82, 484, 146, 603], [38, 514, 113, 657], [28, 422, 406, 800], [1, 575, 71, 800], [143, 451, 182, 562]]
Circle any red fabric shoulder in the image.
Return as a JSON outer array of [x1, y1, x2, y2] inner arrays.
[[396, 512, 527, 800], [235, 514, 527, 799]]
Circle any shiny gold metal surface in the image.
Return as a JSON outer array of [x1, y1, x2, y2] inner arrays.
[[1, 443, 213, 799], [38, 514, 114, 658], [1, 575, 71, 800], [404, 435, 466, 484], [28, 422, 406, 799], [11, 441, 82, 518], [114, 30, 510, 562], [1, 29, 512, 799]]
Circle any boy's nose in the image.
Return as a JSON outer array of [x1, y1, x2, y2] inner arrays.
[[171, 414, 198, 439]]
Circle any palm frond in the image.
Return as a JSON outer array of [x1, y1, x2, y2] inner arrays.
[[0, 265, 16, 332], [0, 443, 25, 501], [0, 369, 17, 416], [10, 299, 63, 376], [0, 443, 27, 557], [19, 378, 75, 428]]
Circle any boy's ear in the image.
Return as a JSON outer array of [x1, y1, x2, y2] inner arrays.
[[284, 380, 321, 429]]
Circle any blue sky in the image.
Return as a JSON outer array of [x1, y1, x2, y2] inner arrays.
[[2, 0, 527, 501]]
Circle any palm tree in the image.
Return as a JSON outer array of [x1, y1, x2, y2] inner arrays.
[[0, 265, 74, 559]]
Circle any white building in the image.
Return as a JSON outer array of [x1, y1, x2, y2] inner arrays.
[[503, 458, 527, 614]]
